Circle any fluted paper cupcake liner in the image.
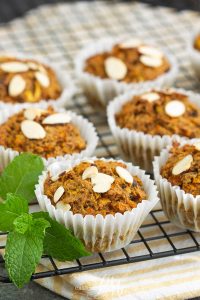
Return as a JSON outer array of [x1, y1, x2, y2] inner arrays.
[[188, 29, 200, 78], [0, 52, 76, 109], [35, 156, 159, 252], [153, 138, 200, 232], [107, 87, 200, 173], [75, 38, 178, 107], [0, 103, 98, 171]]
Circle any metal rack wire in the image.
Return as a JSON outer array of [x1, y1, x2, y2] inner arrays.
[[0, 0, 200, 284], [0, 208, 200, 283]]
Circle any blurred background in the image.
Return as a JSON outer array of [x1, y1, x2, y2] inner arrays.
[[0, 1, 200, 300], [0, 0, 200, 24]]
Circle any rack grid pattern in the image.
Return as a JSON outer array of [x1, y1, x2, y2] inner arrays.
[[0, 1, 200, 283], [0, 208, 200, 282]]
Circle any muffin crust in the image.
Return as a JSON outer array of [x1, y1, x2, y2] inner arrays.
[[0, 56, 62, 103], [44, 160, 146, 216], [116, 90, 200, 138], [161, 142, 200, 196], [84, 43, 170, 83], [194, 34, 200, 51], [0, 106, 86, 158]]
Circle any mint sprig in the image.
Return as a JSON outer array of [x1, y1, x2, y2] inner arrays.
[[5, 215, 50, 288], [0, 153, 90, 288], [0, 193, 28, 231], [0, 153, 44, 202], [33, 212, 90, 261]]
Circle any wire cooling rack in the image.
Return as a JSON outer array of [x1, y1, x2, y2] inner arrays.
[[0, 207, 200, 283], [0, 1, 200, 283]]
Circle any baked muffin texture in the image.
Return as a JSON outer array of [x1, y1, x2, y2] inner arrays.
[[44, 160, 146, 216], [161, 142, 200, 196], [116, 90, 200, 138], [0, 56, 62, 103], [194, 34, 200, 51], [0, 106, 86, 158], [84, 42, 170, 83]]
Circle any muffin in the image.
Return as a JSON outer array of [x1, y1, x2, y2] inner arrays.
[[75, 38, 178, 106], [108, 88, 200, 172], [36, 157, 159, 252], [153, 139, 200, 231], [0, 54, 75, 107], [194, 34, 200, 51], [0, 104, 98, 170], [189, 30, 200, 78]]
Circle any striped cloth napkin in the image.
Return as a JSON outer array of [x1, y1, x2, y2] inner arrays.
[[1, 203, 200, 300], [0, 1, 200, 299]]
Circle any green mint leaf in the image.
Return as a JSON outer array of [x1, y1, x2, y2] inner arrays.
[[5, 217, 49, 288], [0, 153, 44, 202], [33, 212, 90, 261], [0, 193, 28, 232], [14, 214, 33, 234]]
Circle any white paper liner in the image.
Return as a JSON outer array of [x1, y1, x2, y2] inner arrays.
[[75, 38, 178, 107], [35, 156, 159, 252], [188, 29, 200, 78], [107, 87, 200, 173], [0, 52, 76, 109], [0, 103, 98, 171], [153, 138, 200, 232]]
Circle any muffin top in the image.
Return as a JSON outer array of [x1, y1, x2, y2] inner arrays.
[[115, 90, 200, 138], [161, 142, 200, 196], [44, 160, 146, 216], [84, 40, 170, 83], [0, 106, 86, 158], [194, 34, 200, 51], [0, 56, 62, 103]]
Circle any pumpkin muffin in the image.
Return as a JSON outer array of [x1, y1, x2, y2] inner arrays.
[[108, 88, 200, 173], [44, 160, 146, 216], [76, 38, 177, 106], [194, 34, 200, 52], [153, 140, 200, 231], [0, 56, 62, 103], [161, 142, 200, 196], [115, 90, 200, 138], [84, 42, 170, 83], [0, 106, 86, 158], [36, 157, 158, 251]]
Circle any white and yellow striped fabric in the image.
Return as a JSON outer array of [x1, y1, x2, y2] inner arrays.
[[0, 1, 200, 299]]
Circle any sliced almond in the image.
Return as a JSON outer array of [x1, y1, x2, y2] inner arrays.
[[140, 55, 162, 68], [53, 186, 65, 203], [165, 100, 185, 117], [38, 64, 47, 74], [91, 173, 115, 185], [172, 155, 193, 175], [140, 92, 160, 102], [116, 166, 133, 184], [42, 113, 71, 125], [193, 142, 200, 151], [1, 61, 29, 73], [24, 108, 45, 120], [56, 202, 71, 211], [51, 174, 59, 182], [27, 62, 38, 70], [35, 71, 50, 87], [8, 75, 26, 97], [105, 57, 127, 80], [93, 181, 111, 193], [119, 39, 142, 49], [138, 46, 163, 58], [82, 166, 98, 180], [21, 120, 46, 139]]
